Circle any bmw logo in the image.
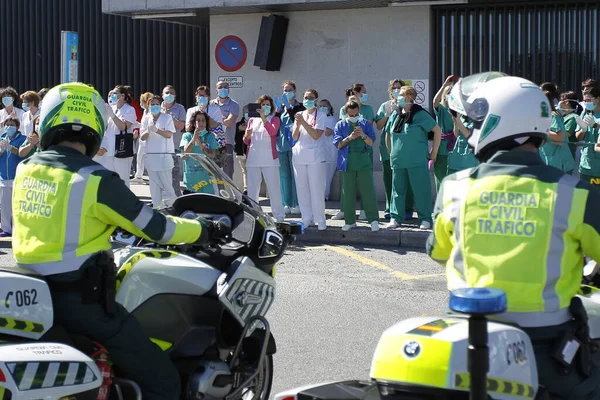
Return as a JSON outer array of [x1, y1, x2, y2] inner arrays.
[[403, 341, 421, 358]]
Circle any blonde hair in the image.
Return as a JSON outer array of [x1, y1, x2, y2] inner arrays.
[[401, 86, 418, 99], [140, 92, 154, 109]]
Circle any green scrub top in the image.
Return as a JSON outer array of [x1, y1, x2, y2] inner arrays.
[[539, 114, 575, 172], [579, 110, 600, 176], [447, 120, 478, 171], [340, 104, 375, 122], [376, 101, 392, 162], [563, 113, 580, 160], [19, 139, 39, 158], [433, 104, 454, 157], [346, 123, 373, 172], [386, 108, 436, 169], [180, 131, 218, 193]]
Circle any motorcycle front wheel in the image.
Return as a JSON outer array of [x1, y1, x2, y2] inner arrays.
[[236, 354, 273, 400]]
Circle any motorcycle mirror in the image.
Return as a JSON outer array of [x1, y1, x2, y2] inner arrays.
[[276, 221, 304, 236]]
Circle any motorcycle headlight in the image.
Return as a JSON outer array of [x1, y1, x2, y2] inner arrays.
[[259, 230, 284, 259]]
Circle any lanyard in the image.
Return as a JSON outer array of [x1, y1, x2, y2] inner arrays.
[[306, 109, 318, 128]]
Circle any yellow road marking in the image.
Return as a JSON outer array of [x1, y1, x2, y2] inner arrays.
[[305, 245, 445, 281]]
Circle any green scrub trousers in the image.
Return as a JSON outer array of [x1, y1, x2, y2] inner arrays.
[[341, 143, 379, 225], [433, 155, 448, 192], [390, 166, 432, 224], [383, 159, 413, 216], [278, 150, 299, 208]]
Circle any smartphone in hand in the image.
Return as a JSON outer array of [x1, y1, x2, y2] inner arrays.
[[248, 103, 261, 118]]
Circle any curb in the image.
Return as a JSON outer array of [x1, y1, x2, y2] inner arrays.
[[294, 226, 429, 249]]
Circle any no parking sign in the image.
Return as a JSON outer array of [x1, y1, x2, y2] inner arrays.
[[215, 35, 247, 72]]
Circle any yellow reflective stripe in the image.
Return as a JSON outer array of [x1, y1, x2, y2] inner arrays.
[[0, 316, 44, 333], [0, 387, 5, 399], [454, 372, 535, 399], [116, 250, 178, 291], [371, 335, 451, 388], [150, 338, 173, 351]]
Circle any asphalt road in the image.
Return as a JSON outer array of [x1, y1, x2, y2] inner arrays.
[[269, 243, 447, 398], [0, 238, 447, 398]]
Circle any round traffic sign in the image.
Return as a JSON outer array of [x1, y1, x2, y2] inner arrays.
[[215, 35, 247, 72]]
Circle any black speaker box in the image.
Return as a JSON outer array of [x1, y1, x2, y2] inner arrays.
[[253, 15, 289, 71]]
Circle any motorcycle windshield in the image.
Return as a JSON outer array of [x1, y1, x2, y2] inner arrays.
[[179, 153, 274, 223]]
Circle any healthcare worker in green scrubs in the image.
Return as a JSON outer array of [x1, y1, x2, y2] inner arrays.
[[181, 110, 218, 194], [333, 101, 379, 232], [576, 87, 600, 188], [332, 84, 375, 221], [432, 76, 459, 192], [385, 86, 441, 230], [539, 89, 575, 173], [447, 115, 478, 174], [559, 92, 582, 162], [376, 79, 414, 220]]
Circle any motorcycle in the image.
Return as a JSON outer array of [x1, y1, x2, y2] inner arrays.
[[0, 153, 302, 400], [275, 259, 600, 400]]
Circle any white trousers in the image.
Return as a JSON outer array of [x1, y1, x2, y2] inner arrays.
[[293, 162, 326, 225], [0, 180, 13, 233], [135, 144, 146, 179], [324, 162, 337, 200], [236, 156, 248, 191], [148, 169, 177, 208], [104, 156, 133, 188], [247, 166, 285, 220]]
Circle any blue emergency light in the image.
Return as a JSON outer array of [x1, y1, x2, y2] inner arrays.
[[449, 288, 507, 315]]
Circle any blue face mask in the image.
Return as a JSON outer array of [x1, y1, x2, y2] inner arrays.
[[285, 91, 295, 100], [163, 93, 175, 104], [397, 96, 407, 108], [109, 94, 118, 104], [392, 89, 401, 98], [244, 112, 249, 120], [360, 93, 369, 103], [197, 96, 209, 106], [303, 100, 315, 110], [22, 103, 30, 112], [217, 88, 229, 99], [150, 105, 161, 115], [347, 116, 360, 124], [262, 105, 272, 115], [319, 107, 329, 115], [585, 102, 596, 111], [2, 97, 13, 107], [5, 126, 17, 137]]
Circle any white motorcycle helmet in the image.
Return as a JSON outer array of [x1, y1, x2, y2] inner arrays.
[[447, 72, 551, 161]]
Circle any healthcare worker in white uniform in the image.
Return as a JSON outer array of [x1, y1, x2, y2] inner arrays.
[[0, 87, 25, 128], [292, 89, 328, 231], [97, 85, 138, 187], [140, 95, 177, 207], [244, 95, 285, 222], [320, 99, 338, 201], [132, 92, 154, 184]]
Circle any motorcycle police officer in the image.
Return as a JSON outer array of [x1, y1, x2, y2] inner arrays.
[[11, 83, 224, 400], [426, 72, 600, 398]]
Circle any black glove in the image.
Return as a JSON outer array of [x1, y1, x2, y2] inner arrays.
[[195, 216, 231, 244]]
